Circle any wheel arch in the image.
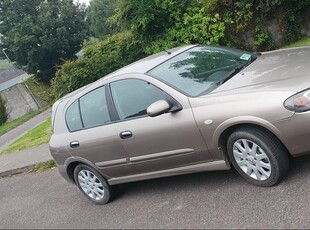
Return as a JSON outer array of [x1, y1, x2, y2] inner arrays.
[[214, 117, 290, 163], [64, 158, 109, 184]]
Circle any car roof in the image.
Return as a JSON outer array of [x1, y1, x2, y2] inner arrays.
[[97, 44, 195, 81], [58, 45, 196, 103]]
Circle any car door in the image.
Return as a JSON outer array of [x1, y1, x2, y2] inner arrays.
[[109, 78, 212, 174], [65, 85, 133, 178]]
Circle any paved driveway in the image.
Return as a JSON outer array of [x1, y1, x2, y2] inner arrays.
[[1, 155, 310, 229]]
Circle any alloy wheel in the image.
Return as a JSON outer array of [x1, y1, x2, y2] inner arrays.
[[77, 169, 105, 200], [233, 139, 271, 180]]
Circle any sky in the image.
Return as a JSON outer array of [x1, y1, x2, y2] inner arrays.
[[74, 0, 90, 6]]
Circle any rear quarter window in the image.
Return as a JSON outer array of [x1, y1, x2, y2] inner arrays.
[[66, 100, 83, 132]]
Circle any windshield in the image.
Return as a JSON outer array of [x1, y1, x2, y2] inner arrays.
[[148, 45, 255, 97]]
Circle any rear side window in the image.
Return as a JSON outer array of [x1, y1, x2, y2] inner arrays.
[[80, 87, 111, 128], [65, 86, 111, 132], [66, 100, 83, 131]]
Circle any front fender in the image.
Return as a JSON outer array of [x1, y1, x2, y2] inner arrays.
[[210, 116, 290, 160]]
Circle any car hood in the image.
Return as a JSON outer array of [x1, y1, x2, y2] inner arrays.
[[211, 46, 310, 95]]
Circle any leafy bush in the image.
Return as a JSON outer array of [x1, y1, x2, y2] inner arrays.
[[0, 96, 8, 125], [52, 32, 146, 99], [52, 0, 310, 99], [254, 26, 274, 51], [146, 8, 225, 54]]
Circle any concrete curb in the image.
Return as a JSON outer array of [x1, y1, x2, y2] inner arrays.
[[0, 160, 55, 178], [0, 145, 53, 177]]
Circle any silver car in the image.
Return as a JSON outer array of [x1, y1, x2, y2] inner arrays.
[[50, 45, 310, 204]]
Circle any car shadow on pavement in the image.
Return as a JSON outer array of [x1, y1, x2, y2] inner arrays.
[[285, 153, 310, 180], [116, 167, 244, 201], [116, 154, 310, 201]]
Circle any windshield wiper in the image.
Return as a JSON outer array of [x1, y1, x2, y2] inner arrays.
[[219, 54, 258, 85], [218, 65, 245, 85]]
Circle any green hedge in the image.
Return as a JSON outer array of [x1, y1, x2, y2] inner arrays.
[[0, 96, 8, 125], [52, 31, 146, 99]]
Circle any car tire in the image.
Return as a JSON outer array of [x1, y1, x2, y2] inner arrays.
[[74, 164, 113, 205], [227, 127, 289, 186]]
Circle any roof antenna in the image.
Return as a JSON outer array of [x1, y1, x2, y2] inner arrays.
[[165, 50, 171, 55]]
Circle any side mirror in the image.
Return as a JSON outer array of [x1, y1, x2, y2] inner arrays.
[[147, 100, 171, 117]]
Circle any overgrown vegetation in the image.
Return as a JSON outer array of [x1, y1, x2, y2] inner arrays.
[[1, 0, 308, 100], [2, 119, 51, 154], [23, 76, 54, 103], [284, 36, 310, 48], [0, 96, 8, 126], [0, 59, 13, 72], [29, 160, 56, 173], [51, 0, 309, 99]]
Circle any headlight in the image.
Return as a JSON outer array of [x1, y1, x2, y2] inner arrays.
[[284, 89, 310, 112]]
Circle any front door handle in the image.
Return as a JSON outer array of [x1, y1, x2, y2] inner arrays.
[[70, 141, 80, 148], [120, 131, 133, 139]]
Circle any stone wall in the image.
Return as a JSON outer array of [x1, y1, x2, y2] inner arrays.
[[241, 7, 310, 50], [0, 84, 39, 122]]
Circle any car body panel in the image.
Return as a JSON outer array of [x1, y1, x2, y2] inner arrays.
[[189, 91, 295, 159], [107, 74, 213, 174], [271, 112, 310, 156], [64, 124, 136, 178], [49, 45, 310, 186], [212, 46, 310, 94], [114, 109, 212, 174], [108, 160, 228, 185]]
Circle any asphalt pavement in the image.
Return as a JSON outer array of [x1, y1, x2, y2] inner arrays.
[[1, 154, 310, 229]]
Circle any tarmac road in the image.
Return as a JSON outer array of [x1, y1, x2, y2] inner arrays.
[[1, 154, 310, 229]]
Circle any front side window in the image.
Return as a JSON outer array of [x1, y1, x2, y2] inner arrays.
[[148, 45, 254, 96], [65, 86, 111, 131], [110, 79, 167, 120], [79, 86, 111, 129]]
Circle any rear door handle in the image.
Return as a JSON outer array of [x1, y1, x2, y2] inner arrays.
[[70, 141, 80, 148], [120, 131, 132, 139]]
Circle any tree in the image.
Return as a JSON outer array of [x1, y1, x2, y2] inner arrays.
[[110, 0, 196, 41], [86, 0, 117, 39], [0, 0, 87, 82]]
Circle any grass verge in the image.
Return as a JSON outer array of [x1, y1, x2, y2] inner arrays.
[[2, 119, 51, 155], [0, 59, 13, 71], [284, 36, 310, 48], [0, 105, 50, 136], [29, 160, 56, 173]]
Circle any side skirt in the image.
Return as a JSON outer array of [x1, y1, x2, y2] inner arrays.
[[108, 160, 230, 185]]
